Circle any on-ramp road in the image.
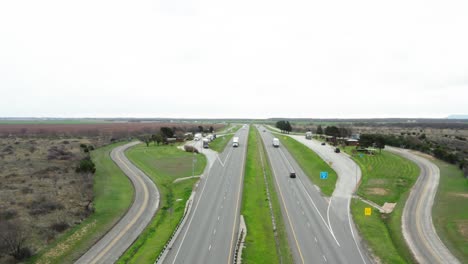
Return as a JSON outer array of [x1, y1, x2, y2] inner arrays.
[[387, 147, 460, 264], [259, 127, 369, 264], [76, 141, 159, 264], [163, 126, 249, 264]]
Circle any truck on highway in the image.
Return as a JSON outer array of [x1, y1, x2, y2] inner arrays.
[[305, 131, 312, 139], [232, 137, 239, 147], [273, 138, 280, 148], [203, 138, 209, 148], [194, 133, 202, 141]]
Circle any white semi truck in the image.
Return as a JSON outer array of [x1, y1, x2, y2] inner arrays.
[[202, 138, 209, 148], [273, 138, 280, 148], [232, 137, 239, 147], [305, 131, 312, 139], [194, 133, 202, 141]]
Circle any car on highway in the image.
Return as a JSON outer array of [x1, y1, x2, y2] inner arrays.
[[289, 171, 296, 178], [335, 147, 341, 153], [321, 142, 326, 145]]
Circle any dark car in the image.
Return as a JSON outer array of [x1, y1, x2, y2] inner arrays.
[[335, 148, 341, 153], [321, 142, 326, 145], [289, 172, 296, 178]]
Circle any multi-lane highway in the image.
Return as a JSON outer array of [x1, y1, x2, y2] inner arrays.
[[387, 147, 460, 264], [258, 126, 369, 264], [76, 141, 159, 264], [163, 126, 249, 264]]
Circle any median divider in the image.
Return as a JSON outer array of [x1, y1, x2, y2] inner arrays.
[[155, 188, 197, 264], [233, 215, 247, 264]]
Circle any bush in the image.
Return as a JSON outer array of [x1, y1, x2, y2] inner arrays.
[[184, 145, 199, 153], [76, 157, 96, 173], [0, 209, 18, 221], [50, 221, 69, 232], [28, 197, 64, 216]]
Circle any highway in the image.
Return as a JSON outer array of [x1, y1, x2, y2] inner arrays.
[[258, 126, 369, 264], [164, 126, 248, 264], [75, 141, 160, 264], [387, 147, 460, 264]]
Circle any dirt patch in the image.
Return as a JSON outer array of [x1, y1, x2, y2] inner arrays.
[[366, 187, 389, 196], [368, 178, 389, 185], [451, 192, 468, 198], [382, 202, 397, 213], [457, 220, 468, 241]]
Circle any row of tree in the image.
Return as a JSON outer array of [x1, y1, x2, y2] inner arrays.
[[275, 121, 292, 133], [140, 126, 213, 147], [315, 125, 352, 138]]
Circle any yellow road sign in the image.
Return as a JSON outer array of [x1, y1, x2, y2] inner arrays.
[[365, 207, 372, 216]]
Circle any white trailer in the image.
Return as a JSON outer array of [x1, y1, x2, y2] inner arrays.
[[233, 137, 239, 147], [305, 131, 312, 139], [273, 138, 280, 148], [194, 133, 202, 141]]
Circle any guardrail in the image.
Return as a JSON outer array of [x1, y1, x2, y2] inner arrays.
[[233, 215, 247, 264], [155, 190, 196, 264]]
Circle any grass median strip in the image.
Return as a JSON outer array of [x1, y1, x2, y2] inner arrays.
[[117, 143, 206, 264], [432, 159, 468, 262], [210, 125, 242, 152], [345, 147, 419, 264], [241, 127, 293, 264], [31, 141, 134, 264], [277, 136, 337, 196], [209, 133, 235, 152]]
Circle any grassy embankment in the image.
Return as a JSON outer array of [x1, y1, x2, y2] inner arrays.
[[209, 125, 241, 152], [277, 136, 338, 196], [241, 127, 293, 264], [432, 159, 468, 262], [31, 141, 134, 264], [117, 143, 206, 263], [345, 147, 419, 264]]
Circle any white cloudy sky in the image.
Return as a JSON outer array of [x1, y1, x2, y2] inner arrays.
[[0, 0, 467, 118]]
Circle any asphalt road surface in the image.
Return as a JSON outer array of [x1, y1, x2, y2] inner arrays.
[[258, 127, 369, 264], [164, 126, 249, 264], [76, 141, 159, 264], [387, 147, 460, 264]]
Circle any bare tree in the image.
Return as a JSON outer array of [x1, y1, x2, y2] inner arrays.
[[0, 221, 31, 260]]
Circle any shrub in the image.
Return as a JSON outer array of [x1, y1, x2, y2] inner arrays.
[[50, 221, 69, 232], [0, 209, 18, 220], [28, 197, 64, 216], [184, 145, 199, 153], [76, 157, 96, 173]]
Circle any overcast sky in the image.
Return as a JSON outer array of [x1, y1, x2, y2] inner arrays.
[[0, 0, 467, 119]]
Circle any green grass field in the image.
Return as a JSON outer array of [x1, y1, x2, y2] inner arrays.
[[31, 141, 134, 264], [117, 143, 206, 263], [345, 147, 420, 205], [278, 136, 338, 196], [432, 159, 468, 262], [345, 147, 420, 264], [351, 199, 407, 263], [241, 127, 293, 264]]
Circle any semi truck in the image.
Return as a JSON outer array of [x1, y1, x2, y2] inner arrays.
[[273, 138, 280, 148], [305, 131, 312, 139], [194, 133, 202, 141], [233, 137, 239, 147], [202, 138, 209, 148]]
